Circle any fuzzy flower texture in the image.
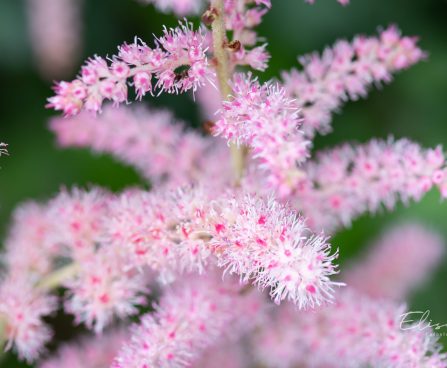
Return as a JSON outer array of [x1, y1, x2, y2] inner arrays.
[[4, 0, 447, 367]]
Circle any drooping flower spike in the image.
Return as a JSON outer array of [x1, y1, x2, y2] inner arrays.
[[282, 26, 424, 136], [291, 138, 447, 232], [47, 21, 213, 116]]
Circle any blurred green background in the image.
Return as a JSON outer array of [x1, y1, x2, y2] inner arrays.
[[0, 0, 446, 366]]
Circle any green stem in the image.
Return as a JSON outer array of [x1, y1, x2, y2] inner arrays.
[[210, 0, 245, 183]]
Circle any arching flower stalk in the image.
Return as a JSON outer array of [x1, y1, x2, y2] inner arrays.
[[282, 26, 424, 136], [47, 21, 214, 116], [290, 138, 447, 232]]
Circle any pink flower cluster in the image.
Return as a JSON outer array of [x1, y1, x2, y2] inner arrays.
[[7, 0, 447, 365], [223, 0, 271, 71], [282, 26, 424, 136], [26, 0, 83, 80], [104, 186, 340, 306], [112, 273, 263, 368], [41, 324, 248, 368], [49, 105, 232, 187], [214, 73, 310, 196], [47, 22, 213, 116], [0, 185, 339, 359], [292, 138, 447, 232], [0, 278, 57, 362], [253, 290, 447, 368], [344, 223, 445, 300]]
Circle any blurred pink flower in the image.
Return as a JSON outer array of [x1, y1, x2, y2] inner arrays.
[[253, 290, 447, 368], [27, 0, 83, 80], [344, 223, 445, 300]]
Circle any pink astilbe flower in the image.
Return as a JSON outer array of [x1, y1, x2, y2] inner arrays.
[[214, 73, 310, 197], [49, 105, 232, 187], [27, 0, 83, 80], [47, 21, 213, 116], [112, 273, 263, 368], [223, 0, 271, 71], [211, 194, 341, 307], [47, 187, 110, 261], [39, 328, 127, 368], [64, 249, 148, 333], [3, 202, 57, 280], [292, 138, 447, 232], [139, 0, 203, 15], [102, 186, 340, 308], [344, 223, 445, 300], [253, 290, 447, 368], [282, 26, 424, 136], [0, 278, 57, 362]]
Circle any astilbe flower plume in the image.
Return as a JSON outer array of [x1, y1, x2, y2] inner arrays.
[[344, 223, 445, 300], [282, 26, 424, 136], [0, 185, 340, 358], [64, 249, 149, 333], [3, 202, 58, 280], [102, 186, 340, 307], [0, 278, 57, 362], [5, 0, 447, 365], [112, 272, 264, 368], [214, 73, 310, 197], [291, 138, 447, 232], [47, 21, 213, 116], [49, 104, 233, 188], [253, 290, 447, 368]]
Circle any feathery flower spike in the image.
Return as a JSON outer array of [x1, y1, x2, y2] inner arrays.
[[344, 223, 445, 300], [282, 26, 424, 136], [47, 21, 213, 116]]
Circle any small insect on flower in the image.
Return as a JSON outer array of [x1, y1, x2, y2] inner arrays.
[[0, 142, 9, 156]]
